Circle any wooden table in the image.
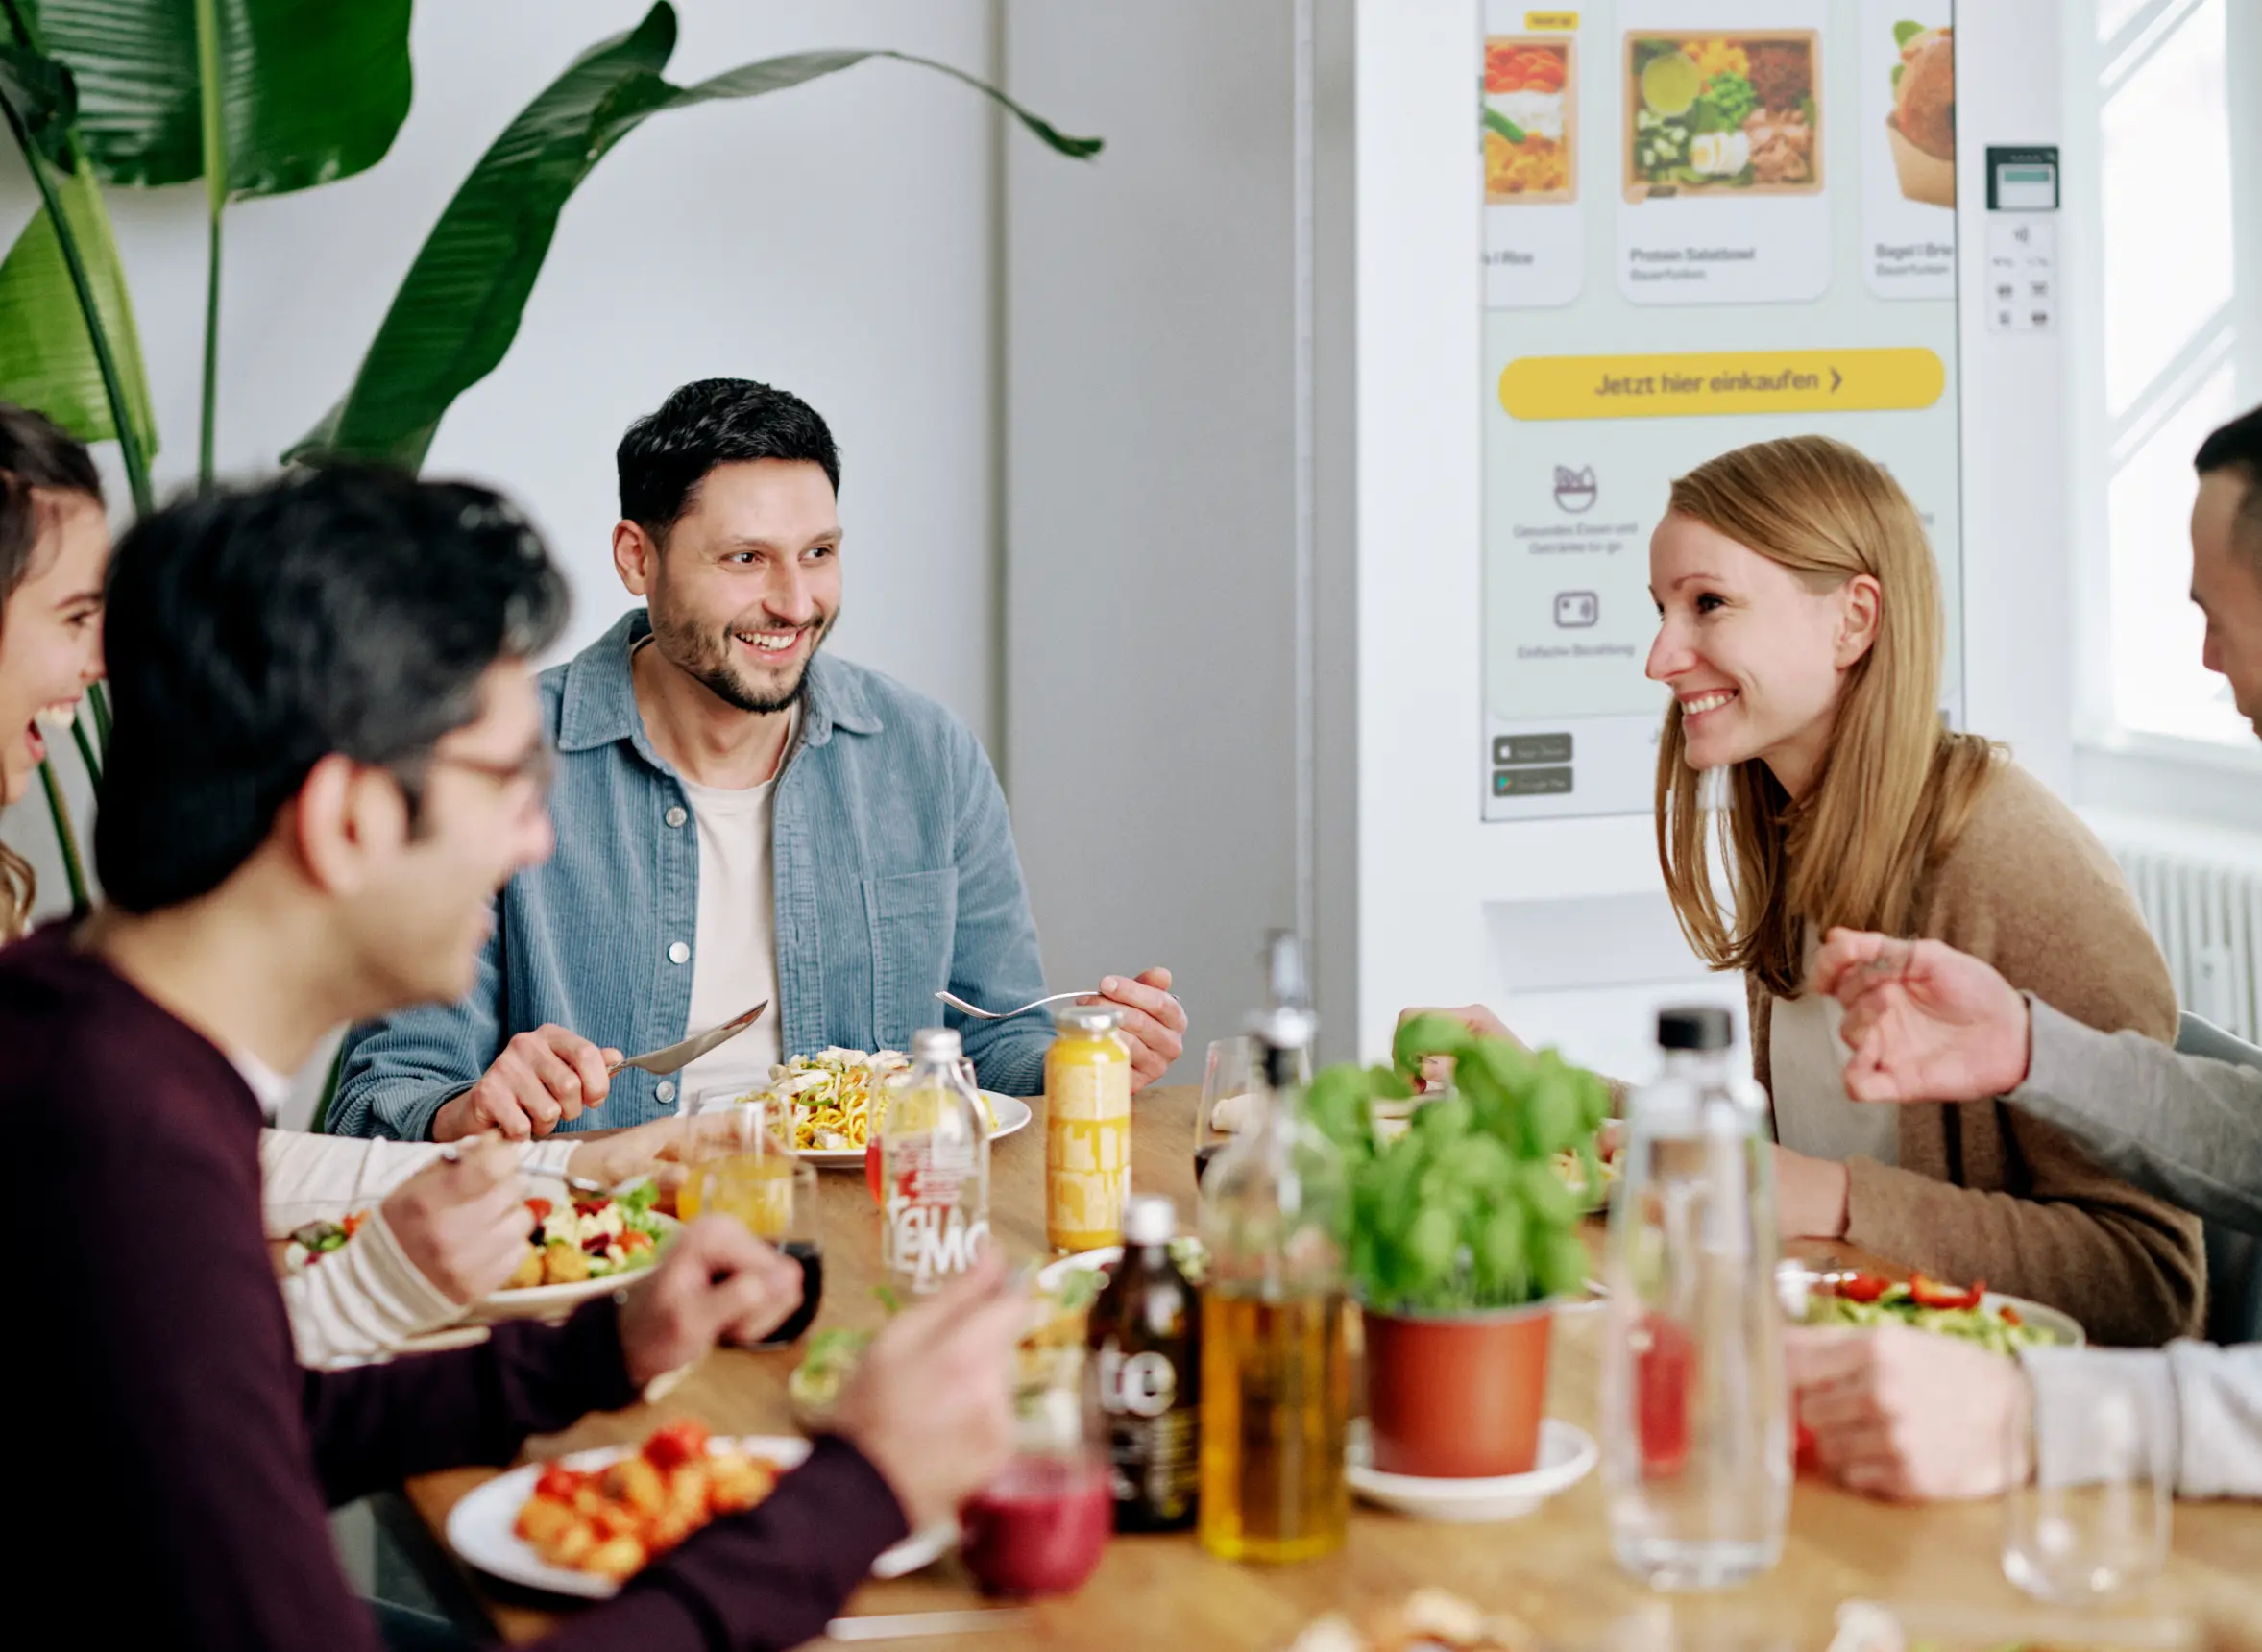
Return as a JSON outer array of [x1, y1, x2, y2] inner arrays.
[[403, 1087, 2262, 1650]]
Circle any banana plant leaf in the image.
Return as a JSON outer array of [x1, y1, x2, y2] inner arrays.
[[19, 0, 412, 197], [0, 37, 75, 164], [0, 150, 158, 451], [288, 1, 1100, 472]]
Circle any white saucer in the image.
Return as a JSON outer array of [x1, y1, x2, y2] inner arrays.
[[1347, 1418, 1596, 1522]]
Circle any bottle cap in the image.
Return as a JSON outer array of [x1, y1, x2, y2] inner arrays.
[[1657, 1006, 1732, 1052], [1123, 1194, 1176, 1247], [910, 1027, 964, 1061], [1055, 1003, 1121, 1034], [1246, 1003, 1318, 1053]]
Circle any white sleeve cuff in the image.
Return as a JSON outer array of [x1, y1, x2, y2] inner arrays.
[[281, 1205, 469, 1371]]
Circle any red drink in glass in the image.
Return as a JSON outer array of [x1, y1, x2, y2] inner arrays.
[[960, 1455, 1112, 1596]]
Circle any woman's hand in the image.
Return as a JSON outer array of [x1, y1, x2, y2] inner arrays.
[[566, 1115, 692, 1207], [1787, 1324, 2030, 1501], [379, 1135, 535, 1304], [1395, 1004, 1528, 1089]]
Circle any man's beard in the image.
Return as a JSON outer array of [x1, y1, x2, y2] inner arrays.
[[652, 603, 836, 715]]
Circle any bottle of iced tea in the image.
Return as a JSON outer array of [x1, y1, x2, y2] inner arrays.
[[1045, 1003, 1132, 1252], [1090, 1194, 1201, 1532]]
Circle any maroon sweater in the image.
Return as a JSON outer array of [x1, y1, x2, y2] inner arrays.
[[1, 927, 907, 1650]]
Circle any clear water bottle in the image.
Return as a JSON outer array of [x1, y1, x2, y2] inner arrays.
[[880, 1028, 991, 1295], [1601, 1006, 1787, 1591]]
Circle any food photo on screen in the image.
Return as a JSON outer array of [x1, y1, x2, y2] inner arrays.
[[1626, 33, 1821, 200]]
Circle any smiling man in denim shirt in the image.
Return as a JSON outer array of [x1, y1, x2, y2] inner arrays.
[[330, 379, 1184, 1141]]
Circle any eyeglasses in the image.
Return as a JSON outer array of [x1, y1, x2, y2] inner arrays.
[[426, 741, 557, 807]]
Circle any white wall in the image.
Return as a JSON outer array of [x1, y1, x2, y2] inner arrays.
[[1001, 0, 1304, 1083]]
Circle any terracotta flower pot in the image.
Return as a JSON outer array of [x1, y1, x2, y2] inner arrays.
[[1364, 1300, 1553, 1479]]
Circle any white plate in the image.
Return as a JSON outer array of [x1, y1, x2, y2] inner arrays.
[[1346, 1418, 1596, 1522], [795, 1093, 1033, 1169], [447, 1436, 957, 1599], [1982, 1291, 2085, 1348], [469, 1212, 680, 1324], [1035, 1245, 1122, 1291]]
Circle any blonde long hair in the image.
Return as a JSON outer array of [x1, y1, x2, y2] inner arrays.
[[1656, 436, 1999, 998]]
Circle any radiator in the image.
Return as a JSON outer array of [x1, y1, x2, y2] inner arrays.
[[2088, 810, 2262, 1042]]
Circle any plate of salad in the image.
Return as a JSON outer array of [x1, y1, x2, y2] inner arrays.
[[1791, 1268, 2082, 1355], [474, 1186, 677, 1323]]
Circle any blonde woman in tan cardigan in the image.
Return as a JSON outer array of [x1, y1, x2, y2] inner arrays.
[[1417, 436, 2203, 1348]]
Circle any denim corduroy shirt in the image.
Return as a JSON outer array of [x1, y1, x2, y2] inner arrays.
[[329, 610, 1051, 1139]]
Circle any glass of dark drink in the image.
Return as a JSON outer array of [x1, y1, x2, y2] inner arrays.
[[960, 1357, 1111, 1596], [1194, 1035, 1256, 1188]]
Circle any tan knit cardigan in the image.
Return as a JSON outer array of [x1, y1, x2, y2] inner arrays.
[[1749, 760, 2205, 1348]]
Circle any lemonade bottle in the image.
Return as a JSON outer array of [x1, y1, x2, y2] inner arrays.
[[879, 1029, 991, 1295], [1045, 1004, 1133, 1252]]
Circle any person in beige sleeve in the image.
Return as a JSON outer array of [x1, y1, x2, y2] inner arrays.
[[1409, 436, 2202, 1348]]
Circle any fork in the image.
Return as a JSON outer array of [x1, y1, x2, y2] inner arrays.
[[934, 988, 1097, 1021]]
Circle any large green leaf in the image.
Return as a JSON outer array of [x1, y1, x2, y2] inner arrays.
[[288, 2, 1100, 471], [0, 38, 77, 165], [19, 0, 411, 197], [0, 155, 158, 451]]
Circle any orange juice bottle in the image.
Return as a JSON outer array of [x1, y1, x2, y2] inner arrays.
[[1045, 1004, 1133, 1252]]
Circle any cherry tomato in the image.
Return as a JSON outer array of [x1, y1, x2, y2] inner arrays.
[[1831, 1271, 1893, 1304], [525, 1197, 553, 1224], [643, 1420, 711, 1472], [534, 1465, 585, 1502]]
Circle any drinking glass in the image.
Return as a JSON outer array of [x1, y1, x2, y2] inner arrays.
[[681, 1089, 824, 1347], [678, 1082, 788, 1221], [2002, 1363, 2171, 1604], [1194, 1034, 1256, 1188], [960, 1350, 1112, 1596]]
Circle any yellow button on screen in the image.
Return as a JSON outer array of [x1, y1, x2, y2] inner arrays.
[[1524, 10, 1580, 29], [1498, 349, 1945, 421]]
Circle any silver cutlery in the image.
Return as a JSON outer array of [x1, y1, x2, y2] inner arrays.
[[826, 1609, 1035, 1640], [607, 999, 770, 1077], [432, 1154, 636, 1201], [521, 1163, 638, 1200], [935, 987, 1096, 1021]]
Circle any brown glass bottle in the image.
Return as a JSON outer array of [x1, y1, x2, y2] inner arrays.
[[1088, 1195, 1202, 1532]]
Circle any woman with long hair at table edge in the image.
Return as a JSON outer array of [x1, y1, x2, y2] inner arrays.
[[1407, 434, 2202, 1350]]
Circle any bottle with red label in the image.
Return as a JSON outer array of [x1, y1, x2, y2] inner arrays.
[[1600, 1006, 1786, 1591], [1088, 1194, 1201, 1532], [878, 1028, 991, 1295]]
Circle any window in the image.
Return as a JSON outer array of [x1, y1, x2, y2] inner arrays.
[[2072, 0, 2257, 752]]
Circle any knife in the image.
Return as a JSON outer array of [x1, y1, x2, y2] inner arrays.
[[825, 1609, 1035, 1641], [606, 1000, 770, 1079]]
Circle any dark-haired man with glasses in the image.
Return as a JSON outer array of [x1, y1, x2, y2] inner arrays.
[[1, 466, 1027, 1649]]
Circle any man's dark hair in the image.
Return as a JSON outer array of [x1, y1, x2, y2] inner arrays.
[[617, 378, 839, 543], [2198, 402, 2262, 560], [95, 467, 569, 913], [0, 401, 103, 609]]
